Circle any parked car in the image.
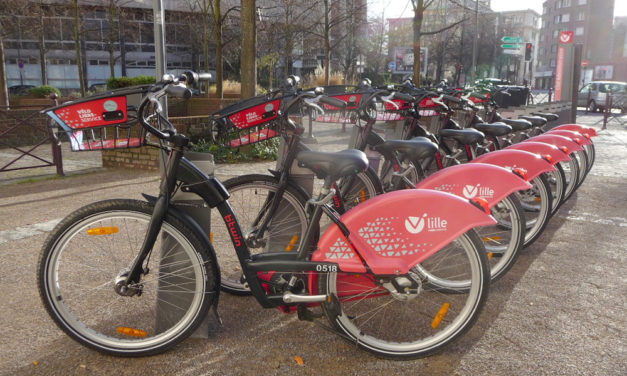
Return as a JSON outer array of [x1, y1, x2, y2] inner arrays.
[[578, 81, 626, 113], [8, 85, 35, 96], [88, 83, 108, 93]]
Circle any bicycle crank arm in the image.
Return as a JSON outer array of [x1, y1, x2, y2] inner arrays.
[[282, 292, 328, 303]]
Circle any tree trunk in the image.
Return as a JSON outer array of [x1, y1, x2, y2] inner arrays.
[[119, 10, 126, 77], [324, 0, 330, 85], [240, 0, 257, 99], [39, 10, 47, 85], [213, 0, 223, 98], [413, 0, 424, 86], [0, 38, 8, 107], [73, 0, 86, 96], [108, 0, 116, 78]]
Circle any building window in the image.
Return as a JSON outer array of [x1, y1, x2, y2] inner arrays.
[[550, 59, 556, 67], [578, 0, 586, 4], [551, 45, 557, 53], [563, 0, 571, 7], [561, 13, 570, 22], [575, 27, 584, 35], [540, 34, 545, 42], [577, 12, 585, 21], [554, 15, 560, 23], [553, 30, 559, 38]]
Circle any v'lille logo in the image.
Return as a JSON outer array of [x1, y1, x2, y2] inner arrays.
[[405, 214, 426, 234], [462, 184, 478, 198]]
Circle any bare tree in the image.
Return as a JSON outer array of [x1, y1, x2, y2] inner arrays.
[[410, 0, 466, 85], [0, 0, 33, 106], [240, 0, 256, 98]]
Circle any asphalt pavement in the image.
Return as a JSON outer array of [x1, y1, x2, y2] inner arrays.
[[0, 111, 625, 375]]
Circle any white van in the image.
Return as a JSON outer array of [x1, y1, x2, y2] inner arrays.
[[578, 81, 626, 113]]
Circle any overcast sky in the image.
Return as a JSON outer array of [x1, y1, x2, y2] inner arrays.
[[369, 0, 627, 19]]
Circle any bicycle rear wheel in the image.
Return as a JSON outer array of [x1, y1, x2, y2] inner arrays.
[[215, 174, 310, 295], [320, 230, 489, 359], [38, 199, 217, 356]]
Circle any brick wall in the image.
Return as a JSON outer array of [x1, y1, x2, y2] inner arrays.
[[101, 145, 161, 170]]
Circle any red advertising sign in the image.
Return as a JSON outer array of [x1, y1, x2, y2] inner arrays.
[[54, 96, 128, 129], [559, 31, 574, 44], [228, 99, 281, 130], [554, 46, 566, 101]]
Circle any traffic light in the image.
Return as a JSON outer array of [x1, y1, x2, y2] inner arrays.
[[525, 43, 533, 61]]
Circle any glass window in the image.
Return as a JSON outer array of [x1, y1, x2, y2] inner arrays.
[[563, 0, 571, 7], [578, 0, 586, 5], [550, 59, 556, 67], [554, 15, 560, 23], [577, 12, 585, 21], [562, 13, 570, 22], [575, 27, 584, 35], [579, 84, 590, 93]]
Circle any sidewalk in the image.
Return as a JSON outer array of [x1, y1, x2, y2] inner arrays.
[[0, 113, 625, 375]]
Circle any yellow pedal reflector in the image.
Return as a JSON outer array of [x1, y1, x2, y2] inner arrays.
[[488, 252, 494, 260], [482, 236, 501, 243], [360, 190, 367, 203], [87, 227, 119, 236], [210, 232, 214, 243], [116, 326, 147, 337], [431, 303, 450, 329], [285, 235, 299, 251]]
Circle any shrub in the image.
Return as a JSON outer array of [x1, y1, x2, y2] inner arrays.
[[107, 75, 155, 89], [191, 137, 279, 163], [28, 85, 61, 98]]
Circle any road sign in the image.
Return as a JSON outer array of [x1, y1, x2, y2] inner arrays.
[[503, 49, 522, 55], [581, 60, 588, 67], [559, 31, 574, 44], [388, 61, 396, 71], [501, 44, 523, 49], [501, 36, 523, 44]]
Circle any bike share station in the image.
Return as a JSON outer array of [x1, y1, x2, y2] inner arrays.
[[150, 13, 582, 338]]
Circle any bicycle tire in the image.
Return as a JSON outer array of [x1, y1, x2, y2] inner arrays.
[[547, 162, 566, 215], [215, 174, 311, 295], [38, 199, 217, 356], [319, 230, 490, 359], [561, 153, 580, 201], [518, 174, 553, 247]]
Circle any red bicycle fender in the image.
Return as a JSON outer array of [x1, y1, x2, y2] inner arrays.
[[552, 124, 597, 138], [414, 163, 531, 208], [470, 149, 555, 180], [527, 134, 584, 153], [506, 141, 571, 164], [546, 129, 592, 145], [311, 189, 496, 275]]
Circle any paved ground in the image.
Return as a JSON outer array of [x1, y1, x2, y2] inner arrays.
[[0, 111, 625, 375]]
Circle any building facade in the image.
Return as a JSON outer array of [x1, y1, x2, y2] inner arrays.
[[535, 0, 615, 89], [496, 9, 540, 85]]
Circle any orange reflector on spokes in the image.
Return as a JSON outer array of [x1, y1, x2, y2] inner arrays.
[[360, 190, 367, 203], [210, 232, 214, 243], [285, 235, 300, 251], [432, 303, 451, 329], [116, 327, 147, 337], [488, 252, 494, 260], [483, 236, 501, 243], [535, 197, 542, 202], [87, 227, 119, 236]]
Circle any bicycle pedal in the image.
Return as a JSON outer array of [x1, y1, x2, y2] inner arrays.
[[297, 304, 323, 322]]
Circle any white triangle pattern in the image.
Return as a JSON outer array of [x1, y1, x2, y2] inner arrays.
[[324, 238, 356, 260], [357, 216, 429, 257]]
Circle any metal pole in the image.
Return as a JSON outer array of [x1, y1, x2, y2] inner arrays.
[[153, 0, 167, 115], [470, 0, 479, 83]]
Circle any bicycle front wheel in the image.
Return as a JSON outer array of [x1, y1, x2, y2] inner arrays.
[[38, 199, 216, 356], [518, 174, 553, 247], [320, 230, 489, 359]]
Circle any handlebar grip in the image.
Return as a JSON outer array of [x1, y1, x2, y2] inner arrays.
[[393, 92, 415, 102], [443, 94, 462, 103], [167, 84, 192, 99], [320, 96, 347, 109]]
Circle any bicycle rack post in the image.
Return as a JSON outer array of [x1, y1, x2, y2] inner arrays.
[[156, 152, 214, 338]]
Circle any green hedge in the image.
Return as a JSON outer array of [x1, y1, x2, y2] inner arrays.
[[28, 85, 62, 98], [106, 75, 156, 89]]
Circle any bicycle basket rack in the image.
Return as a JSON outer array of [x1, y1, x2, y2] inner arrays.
[[44, 88, 147, 151], [211, 94, 291, 148], [311, 86, 363, 125]]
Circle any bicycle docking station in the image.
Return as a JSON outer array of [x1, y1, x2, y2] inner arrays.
[[157, 151, 215, 339]]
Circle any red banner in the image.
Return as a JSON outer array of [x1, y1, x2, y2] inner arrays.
[[554, 46, 566, 101]]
